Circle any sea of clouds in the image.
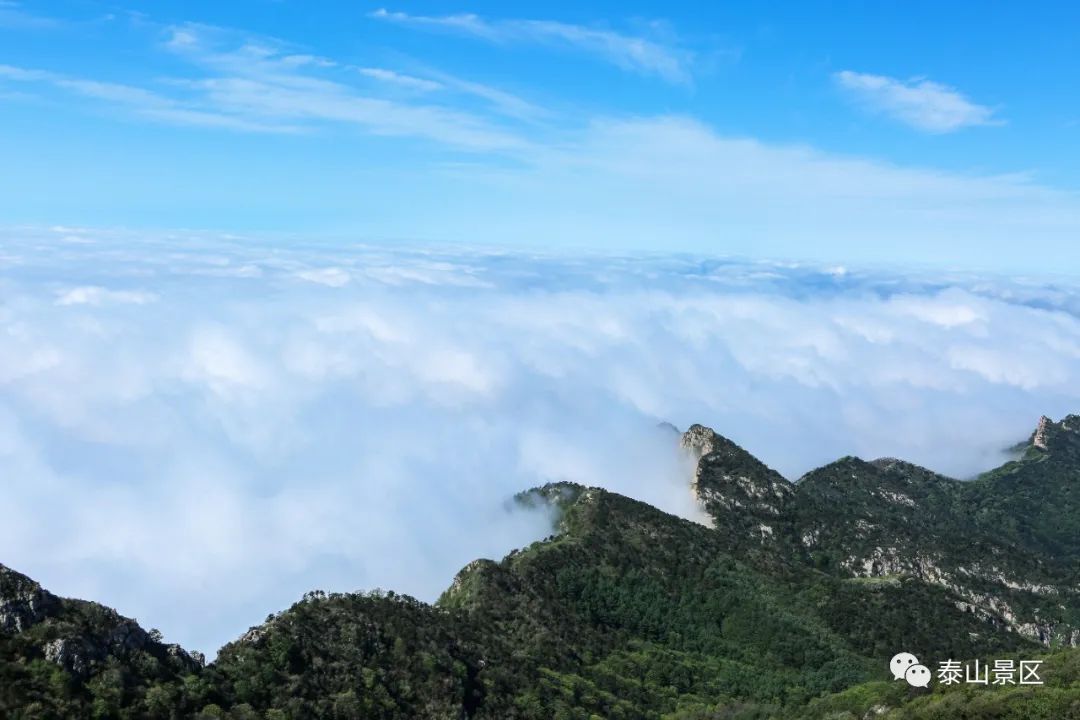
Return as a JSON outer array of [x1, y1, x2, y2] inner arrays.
[[2, 226, 1080, 654]]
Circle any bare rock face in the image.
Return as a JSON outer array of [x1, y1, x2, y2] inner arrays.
[[1030, 413, 1080, 454], [0, 563, 60, 633], [681, 425, 791, 507], [1033, 415, 1053, 450], [679, 423, 721, 459], [679, 425, 793, 545], [44, 637, 100, 677], [107, 618, 151, 654], [676, 415, 1080, 648], [2, 562, 204, 679], [35, 609, 202, 677]]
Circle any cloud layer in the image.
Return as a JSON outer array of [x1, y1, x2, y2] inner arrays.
[[834, 70, 1000, 133], [370, 8, 693, 84], [2, 228, 1080, 654]]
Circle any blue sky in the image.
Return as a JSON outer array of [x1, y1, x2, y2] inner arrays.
[[2, 1, 1079, 269]]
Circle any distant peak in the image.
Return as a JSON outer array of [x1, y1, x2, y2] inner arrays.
[[680, 424, 713, 455], [0, 563, 59, 634], [680, 424, 723, 459], [870, 456, 902, 465], [796, 455, 875, 483], [679, 424, 787, 480], [869, 457, 908, 471], [1029, 414, 1080, 453], [679, 424, 792, 534], [656, 421, 681, 436]]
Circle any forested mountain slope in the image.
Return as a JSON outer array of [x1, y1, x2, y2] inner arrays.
[[3, 415, 1080, 719]]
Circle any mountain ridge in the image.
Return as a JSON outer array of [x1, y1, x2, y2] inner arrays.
[[3, 413, 1080, 718], [683, 414, 1080, 647]]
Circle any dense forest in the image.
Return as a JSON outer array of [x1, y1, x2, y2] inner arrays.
[[3, 414, 1080, 719]]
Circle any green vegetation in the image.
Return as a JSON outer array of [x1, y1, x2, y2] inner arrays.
[[3, 414, 1080, 718]]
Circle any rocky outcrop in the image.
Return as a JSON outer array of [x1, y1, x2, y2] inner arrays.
[[680, 423, 722, 459], [1, 562, 203, 678], [680, 425, 793, 546], [677, 415, 1080, 648], [33, 609, 202, 677], [44, 637, 100, 676], [1029, 413, 1080, 454], [1032, 416, 1053, 450], [0, 563, 60, 633]]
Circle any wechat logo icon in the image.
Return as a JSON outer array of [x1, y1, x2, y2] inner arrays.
[[890, 652, 931, 687]]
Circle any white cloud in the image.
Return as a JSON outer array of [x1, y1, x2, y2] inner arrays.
[[395, 116, 1080, 270], [834, 70, 1001, 133], [0, 24, 531, 150], [183, 324, 271, 393], [358, 67, 444, 92], [0, 0, 57, 29], [156, 23, 530, 149], [296, 267, 351, 287], [356, 65, 543, 120], [55, 286, 158, 306], [370, 8, 693, 84], [2, 228, 1080, 655], [0, 63, 302, 133]]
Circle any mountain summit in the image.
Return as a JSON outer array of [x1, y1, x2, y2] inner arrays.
[[1030, 413, 1080, 456], [680, 417, 1080, 647]]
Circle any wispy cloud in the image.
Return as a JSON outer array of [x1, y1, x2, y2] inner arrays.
[[370, 8, 693, 85], [357, 65, 544, 119], [0, 0, 58, 29], [0, 63, 304, 133], [159, 23, 535, 149], [358, 67, 444, 92], [834, 70, 1001, 133], [0, 23, 536, 150], [390, 116, 1080, 270]]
